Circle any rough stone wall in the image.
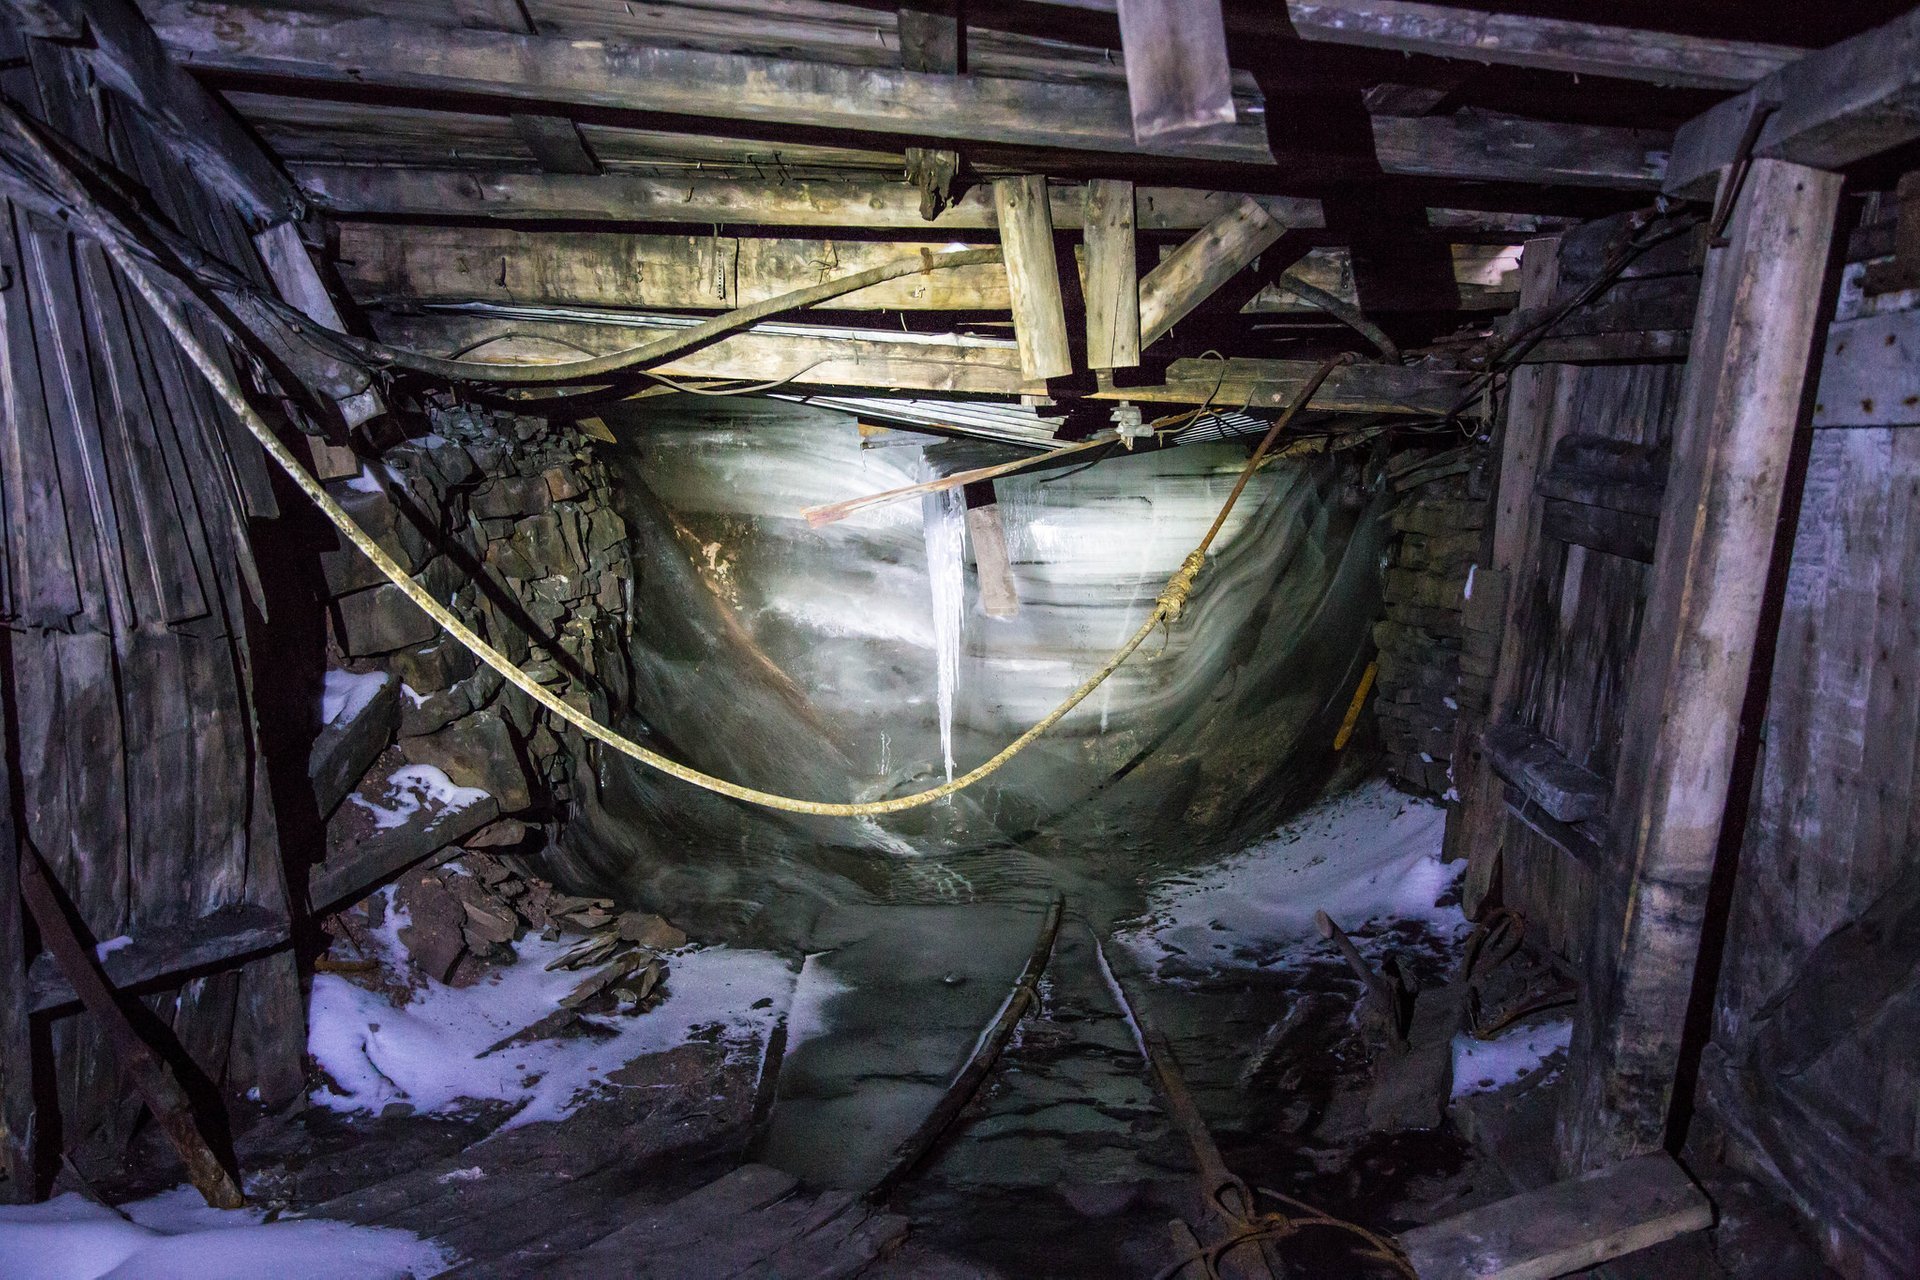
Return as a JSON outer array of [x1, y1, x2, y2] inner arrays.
[[314, 401, 636, 841], [1372, 461, 1486, 798]]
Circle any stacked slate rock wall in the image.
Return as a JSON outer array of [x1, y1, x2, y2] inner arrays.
[[1372, 452, 1486, 798], [316, 400, 635, 841]]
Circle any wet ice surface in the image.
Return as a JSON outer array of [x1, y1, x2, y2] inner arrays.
[[794, 781, 1495, 1278]]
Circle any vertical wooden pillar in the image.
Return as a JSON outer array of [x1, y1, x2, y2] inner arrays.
[[1113, 0, 1235, 144], [1446, 235, 1567, 914], [1558, 159, 1843, 1172], [1083, 179, 1140, 370], [0, 663, 40, 1199], [992, 175, 1073, 383]]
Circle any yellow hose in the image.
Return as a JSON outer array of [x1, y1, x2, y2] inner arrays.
[[28, 104, 1351, 816]]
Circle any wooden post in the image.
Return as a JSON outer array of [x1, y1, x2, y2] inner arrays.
[[992, 175, 1073, 383], [1113, 0, 1235, 144], [1446, 235, 1566, 914], [1083, 179, 1140, 370], [1139, 196, 1285, 348], [0, 648, 39, 1200], [1557, 158, 1843, 1172]]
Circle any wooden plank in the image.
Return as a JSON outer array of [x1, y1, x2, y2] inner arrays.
[[0, 642, 39, 1199], [1095, 356, 1471, 415], [965, 502, 1020, 619], [1023, 0, 1800, 90], [1114, 0, 1235, 143], [1667, 8, 1920, 200], [1373, 111, 1669, 190], [1502, 785, 1605, 871], [308, 671, 399, 818], [27, 0, 298, 224], [294, 166, 1327, 231], [152, 2, 1275, 166], [333, 223, 1016, 311], [1540, 498, 1658, 562], [1082, 178, 1140, 369], [509, 113, 601, 175], [1139, 196, 1283, 346], [1517, 330, 1689, 364], [993, 175, 1072, 381], [24, 903, 289, 1014], [374, 312, 1034, 396], [1811, 306, 1920, 427], [1536, 435, 1667, 517], [1558, 159, 1844, 1172], [1446, 235, 1565, 914], [1483, 722, 1611, 823], [1283, 0, 1799, 91], [1400, 1152, 1710, 1280], [310, 794, 500, 913]]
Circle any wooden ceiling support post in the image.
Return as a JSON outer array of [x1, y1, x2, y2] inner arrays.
[[1115, 0, 1235, 144], [993, 175, 1073, 383], [899, 2, 964, 218], [0, 666, 40, 1201], [1082, 178, 1140, 370], [1445, 234, 1565, 915], [1138, 195, 1286, 348], [1557, 158, 1842, 1173]]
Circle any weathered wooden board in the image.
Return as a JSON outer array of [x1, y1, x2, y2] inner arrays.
[[1483, 722, 1611, 824], [993, 175, 1073, 380], [153, 2, 1276, 165], [1114, 0, 1235, 143], [1559, 160, 1843, 1172], [1138, 196, 1284, 346], [1082, 178, 1140, 369], [25, 904, 290, 1014], [296, 166, 1327, 231], [1400, 1152, 1710, 1280]]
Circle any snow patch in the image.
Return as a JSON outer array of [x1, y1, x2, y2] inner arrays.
[[307, 894, 796, 1129], [321, 670, 387, 727], [344, 464, 398, 495], [0, 1186, 448, 1280], [1450, 1018, 1573, 1099], [1120, 780, 1463, 974], [348, 765, 488, 831], [93, 935, 133, 963], [399, 683, 431, 708]]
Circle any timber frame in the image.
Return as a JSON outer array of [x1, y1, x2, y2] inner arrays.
[[5, 0, 1920, 1272]]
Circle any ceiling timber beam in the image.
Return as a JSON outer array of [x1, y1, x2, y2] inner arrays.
[[149, 2, 1274, 165], [297, 166, 1327, 232], [330, 223, 1519, 314], [374, 312, 1470, 412], [1665, 8, 1920, 200], [1371, 111, 1670, 190], [1012, 0, 1802, 90], [7, 0, 299, 223]]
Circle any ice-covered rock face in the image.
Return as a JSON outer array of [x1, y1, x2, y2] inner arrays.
[[553, 396, 1387, 945]]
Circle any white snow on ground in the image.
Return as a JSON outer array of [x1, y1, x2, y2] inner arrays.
[[0, 1185, 448, 1280], [1450, 1018, 1573, 1099], [92, 935, 132, 962], [349, 765, 489, 831], [321, 669, 388, 726], [308, 890, 797, 1128], [1120, 779, 1463, 974]]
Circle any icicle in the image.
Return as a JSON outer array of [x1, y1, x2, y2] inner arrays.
[[921, 469, 967, 786]]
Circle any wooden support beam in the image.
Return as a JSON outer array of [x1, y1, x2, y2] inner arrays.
[[1094, 356, 1471, 415], [1558, 158, 1843, 1173], [1283, 1, 1800, 91], [1114, 0, 1235, 144], [333, 224, 1018, 311], [151, 2, 1274, 166], [1483, 722, 1611, 824], [1401, 1152, 1711, 1280], [0, 659, 38, 1199], [1081, 178, 1140, 369], [1667, 8, 1920, 200], [308, 672, 399, 819], [1139, 196, 1284, 347], [509, 114, 602, 176], [1372, 111, 1670, 190], [25, 904, 290, 1014], [1447, 235, 1565, 915], [253, 220, 383, 425], [310, 794, 500, 913], [292, 166, 1328, 232], [993, 175, 1073, 381], [1023, 0, 1801, 90], [17, 0, 299, 225]]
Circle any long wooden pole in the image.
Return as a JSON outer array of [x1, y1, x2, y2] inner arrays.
[[1557, 158, 1842, 1173]]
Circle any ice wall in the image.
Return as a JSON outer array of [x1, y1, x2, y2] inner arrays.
[[553, 396, 1387, 946]]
